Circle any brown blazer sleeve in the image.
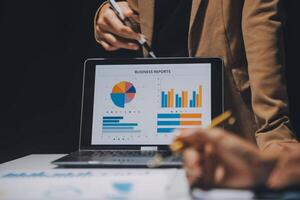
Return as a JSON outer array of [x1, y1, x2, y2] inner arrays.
[[242, 0, 298, 150]]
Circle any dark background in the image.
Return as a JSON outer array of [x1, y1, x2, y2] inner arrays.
[[0, 0, 299, 163]]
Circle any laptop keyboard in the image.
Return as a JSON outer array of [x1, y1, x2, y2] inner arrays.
[[79, 150, 171, 158], [57, 150, 183, 166]]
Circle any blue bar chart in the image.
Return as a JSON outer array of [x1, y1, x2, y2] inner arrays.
[[157, 113, 202, 133], [161, 85, 203, 108], [102, 116, 141, 133]]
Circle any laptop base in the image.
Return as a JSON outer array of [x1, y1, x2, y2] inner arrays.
[[52, 150, 182, 168]]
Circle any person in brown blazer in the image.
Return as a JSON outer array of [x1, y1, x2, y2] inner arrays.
[[94, 0, 298, 152]]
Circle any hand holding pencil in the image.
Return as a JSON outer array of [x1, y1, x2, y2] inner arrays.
[[170, 111, 234, 153], [176, 114, 276, 189]]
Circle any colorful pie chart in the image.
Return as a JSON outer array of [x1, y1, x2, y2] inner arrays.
[[111, 81, 136, 108]]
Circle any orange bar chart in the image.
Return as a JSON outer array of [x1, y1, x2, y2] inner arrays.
[[198, 85, 202, 107], [161, 85, 203, 108], [157, 113, 203, 133]]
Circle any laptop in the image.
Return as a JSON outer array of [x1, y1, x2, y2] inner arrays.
[[52, 57, 223, 167]]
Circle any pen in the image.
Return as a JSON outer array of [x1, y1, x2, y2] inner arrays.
[[108, 0, 156, 58]]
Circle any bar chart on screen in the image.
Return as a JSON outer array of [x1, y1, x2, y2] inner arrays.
[[157, 79, 206, 134], [102, 116, 141, 133], [161, 85, 203, 108], [156, 113, 202, 133]]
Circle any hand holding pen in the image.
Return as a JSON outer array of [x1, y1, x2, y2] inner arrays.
[[95, 0, 156, 57]]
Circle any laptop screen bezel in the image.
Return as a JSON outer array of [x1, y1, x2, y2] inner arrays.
[[80, 58, 223, 150]]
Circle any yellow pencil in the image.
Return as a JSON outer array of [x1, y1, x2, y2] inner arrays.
[[170, 111, 233, 153]]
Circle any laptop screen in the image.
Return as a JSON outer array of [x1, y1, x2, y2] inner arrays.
[[90, 63, 212, 145]]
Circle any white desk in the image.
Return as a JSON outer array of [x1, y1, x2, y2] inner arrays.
[[0, 154, 191, 200], [0, 154, 67, 171], [1, 154, 267, 200]]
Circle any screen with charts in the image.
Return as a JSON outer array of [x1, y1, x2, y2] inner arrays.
[[91, 63, 211, 145]]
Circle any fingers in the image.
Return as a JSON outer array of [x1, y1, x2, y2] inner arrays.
[[101, 10, 139, 40], [118, 1, 134, 17], [95, 2, 141, 51], [178, 128, 254, 169], [97, 29, 140, 50], [183, 142, 222, 188], [179, 128, 275, 189], [183, 148, 204, 186], [268, 152, 300, 189], [98, 40, 119, 51], [179, 128, 259, 189], [203, 144, 219, 187], [268, 168, 298, 189]]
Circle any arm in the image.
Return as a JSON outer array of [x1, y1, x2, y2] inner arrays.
[[241, 0, 298, 150]]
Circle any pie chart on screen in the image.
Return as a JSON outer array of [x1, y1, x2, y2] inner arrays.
[[111, 81, 136, 108]]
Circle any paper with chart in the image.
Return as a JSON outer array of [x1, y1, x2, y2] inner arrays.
[[91, 63, 211, 145], [0, 169, 190, 200]]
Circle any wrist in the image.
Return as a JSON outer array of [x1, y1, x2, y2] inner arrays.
[[98, 1, 110, 16], [254, 152, 278, 187], [266, 143, 300, 189], [263, 141, 300, 155], [94, 1, 109, 43]]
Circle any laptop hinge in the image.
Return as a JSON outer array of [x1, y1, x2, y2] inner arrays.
[[141, 146, 158, 151]]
